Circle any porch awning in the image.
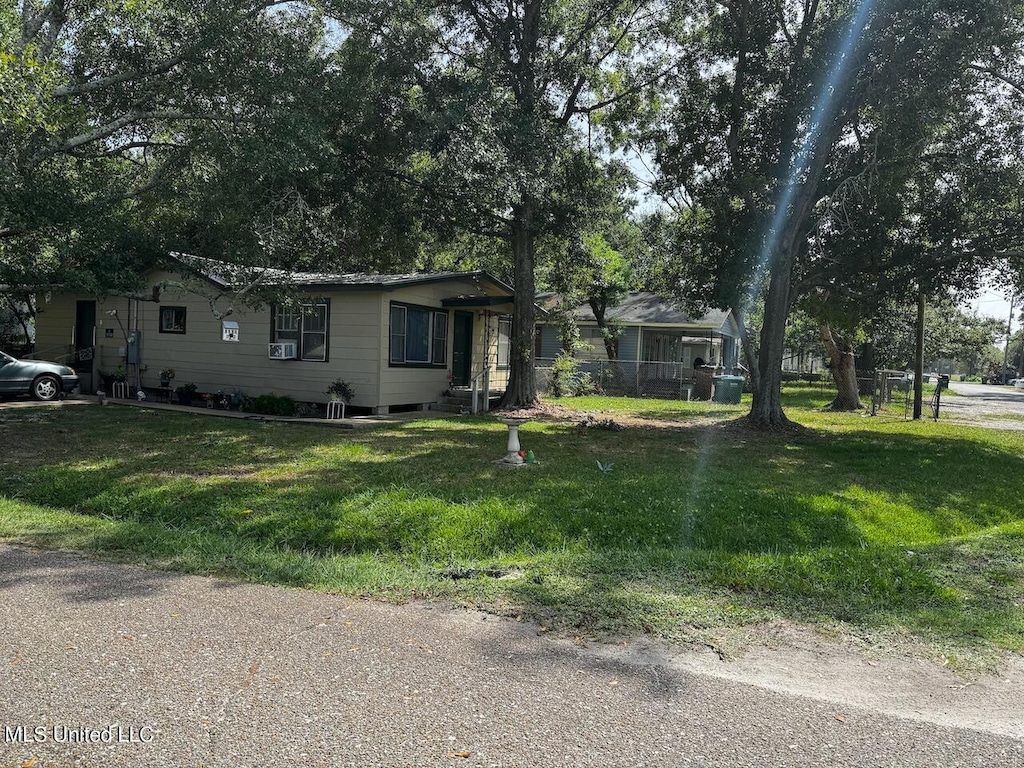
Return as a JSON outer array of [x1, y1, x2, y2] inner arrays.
[[441, 295, 515, 308], [643, 331, 721, 344]]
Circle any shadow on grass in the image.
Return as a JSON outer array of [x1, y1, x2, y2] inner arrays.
[[1, 405, 1022, 651]]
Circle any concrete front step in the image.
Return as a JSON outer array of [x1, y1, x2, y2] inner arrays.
[[428, 403, 470, 414], [438, 391, 503, 406], [431, 390, 503, 414]]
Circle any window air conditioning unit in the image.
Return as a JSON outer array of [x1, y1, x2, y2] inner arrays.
[[268, 342, 297, 360]]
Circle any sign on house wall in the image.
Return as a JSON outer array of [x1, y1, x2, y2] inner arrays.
[[222, 320, 239, 342]]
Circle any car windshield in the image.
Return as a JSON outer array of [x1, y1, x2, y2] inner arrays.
[[0, 351, 14, 364]]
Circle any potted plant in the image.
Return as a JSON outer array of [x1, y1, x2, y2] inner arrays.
[[159, 368, 175, 387], [325, 379, 355, 403], [175, 382, 198, 406], [325, 379, 354, 419], [99, 365, 127, 392]]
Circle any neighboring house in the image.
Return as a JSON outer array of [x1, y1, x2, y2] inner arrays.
[[782, 348, 825, 373], [536, 292, 742, 398], [33, 256, 515, 413]]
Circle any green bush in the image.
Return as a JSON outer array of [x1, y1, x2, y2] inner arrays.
[[549, 352, 578, 397], [549, 352, 598, 397], [248, 393, 297, 417]]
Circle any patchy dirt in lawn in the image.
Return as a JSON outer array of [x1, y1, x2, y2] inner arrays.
[[492, 402, 723, 431]]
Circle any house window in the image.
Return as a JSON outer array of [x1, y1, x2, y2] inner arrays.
[[497, 317, 511, 369], [159, 306, 186, 334], [390, 303, 448, 366], [301, 304, 327, 361], [432, 312, 448, 365], [271, 302, 328, 361]]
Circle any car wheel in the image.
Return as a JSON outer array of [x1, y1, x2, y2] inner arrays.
[[32, 374, 61, 401]]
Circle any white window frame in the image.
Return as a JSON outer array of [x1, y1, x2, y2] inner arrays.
[[497, 317, 511, 370], [272, 302, 328, 362]]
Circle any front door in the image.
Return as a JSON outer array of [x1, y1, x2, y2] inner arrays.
[[75, 300, 96, 391], [452, 311, 473, 387]]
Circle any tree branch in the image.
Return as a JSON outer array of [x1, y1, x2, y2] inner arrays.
[[570, 64, 676, 117], [775, 0, 795, 47], [459, 2, 521, 99], [20, 0, 65, 55], [30, 110, 233, 166], [53, 56, 187, 98], [968, 62, 1024, 97]]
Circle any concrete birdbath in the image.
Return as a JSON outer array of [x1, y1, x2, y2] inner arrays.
[[496, 417, 529, 464]]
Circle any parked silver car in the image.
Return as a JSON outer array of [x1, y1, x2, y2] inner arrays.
[[0, 351, 79, 400]]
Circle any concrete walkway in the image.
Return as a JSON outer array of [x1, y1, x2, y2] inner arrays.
[[1, 545, 1021, 768], [0, 394, 436, 427]]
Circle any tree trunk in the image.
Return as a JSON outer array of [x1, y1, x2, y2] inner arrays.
[[6, 295, 33, 345], [732, 303, 760, 396], [748, 247, 796, 428], [820, 324, 862, 410], [588, 299, 619, 361], [500, 201, 539, 408]]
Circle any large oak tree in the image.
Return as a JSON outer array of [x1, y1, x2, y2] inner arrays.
[[326, 0, 672, 406], [650, 0, 1018, 427], [1, 1, 330, 299]]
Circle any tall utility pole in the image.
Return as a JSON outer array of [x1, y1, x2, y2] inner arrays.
[[1003, 292, 1015, 384], [913, 290, 924, 419]]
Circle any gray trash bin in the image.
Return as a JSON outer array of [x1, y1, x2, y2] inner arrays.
[[712, 375, 744, 404]]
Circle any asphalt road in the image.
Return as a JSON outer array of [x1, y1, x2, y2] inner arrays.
[[1, 545, 1022, 768], [941, 380, 1024, 428]]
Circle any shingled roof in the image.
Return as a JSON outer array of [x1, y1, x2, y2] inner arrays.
[[168, 253, 513, 295], [542, 292, 732, 329]]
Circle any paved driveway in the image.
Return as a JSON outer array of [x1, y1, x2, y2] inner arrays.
[[1, 545, 1022, 768]]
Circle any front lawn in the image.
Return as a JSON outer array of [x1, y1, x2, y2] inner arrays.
[[1, 391, 1021, 665]]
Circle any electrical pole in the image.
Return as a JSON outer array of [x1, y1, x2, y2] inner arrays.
[[913, 289, 924, 419]]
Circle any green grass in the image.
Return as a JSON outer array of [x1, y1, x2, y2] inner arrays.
[[1, 388, 1022, 663]]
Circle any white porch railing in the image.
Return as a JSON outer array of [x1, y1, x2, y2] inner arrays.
[[470, 367, 490, 414], [468, 366, 512, 414], [24, 345, 86, 364]]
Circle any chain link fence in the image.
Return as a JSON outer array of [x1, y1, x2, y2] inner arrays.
[[535, 358, 701, 399]]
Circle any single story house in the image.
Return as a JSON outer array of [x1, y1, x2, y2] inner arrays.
[[32, 255, 515, 413], [536, 292, 742, 397]]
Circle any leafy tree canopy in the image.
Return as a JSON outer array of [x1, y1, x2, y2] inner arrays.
[[1, 0, 331, 296]]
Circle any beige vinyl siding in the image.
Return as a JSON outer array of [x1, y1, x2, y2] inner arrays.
[[31, 294, 79, 361], [134, 274, 383, 406], [34, 269, 512, 409], [33, 293, 133, 387], [377, 281, 510, 407], [35, 276, 384, 406]]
